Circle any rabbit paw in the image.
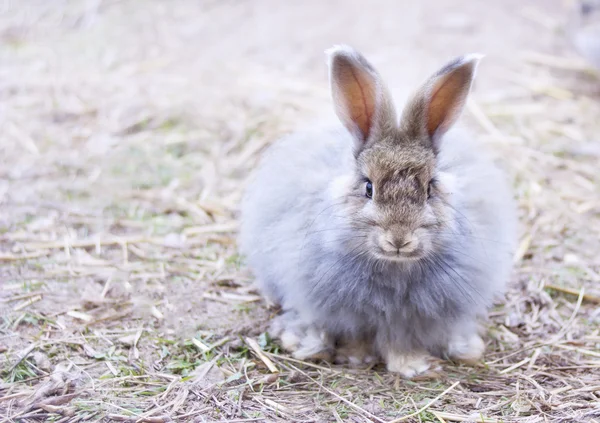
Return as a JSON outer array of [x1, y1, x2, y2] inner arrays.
[[447, 333, 485, 364], [269, 313, 333, 361], [385, 351, 431, 378], [334, 341, 378, 368], [292, 328, 333, 361]]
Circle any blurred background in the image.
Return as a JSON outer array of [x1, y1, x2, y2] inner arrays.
[[1, 1, 600, 421]]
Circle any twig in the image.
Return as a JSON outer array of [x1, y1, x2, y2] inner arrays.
[[191, 336, 230, 353], [13, 295, 42, 311], [171, 408, 211, 420], [37, 404, 75, 416], [190, 338, 210, 352], [0, 252, 49, 261], [8, 343, 36, 373], [183, 222, 238, 236], [264, 351, 341, 373], [523, 51, 597, 73], [388, 381, 460, 423], [513, 233, 532, 264], [431, 411, 498, 423], [106, 415, 171, 423], [35, 393, 80, 407], [1, 291, 44, 303], [253, 397, 293, 415], [0, 392, 31, 402], [244, 337, 279, 373], [550, 286, 586, 343], [203, 292, 260, 304], [208, 336, 231, 351], [499, 357, 531, 374], [332, 407, 344, 423], [287, 363, 386, 423], [545, 284, 600, 304], [552, 344, 600, 358], [67, 310, 93, 322], [20, 235, 161, 251]]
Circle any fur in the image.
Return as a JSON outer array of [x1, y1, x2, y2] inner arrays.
[[239, 46, 516, 376]]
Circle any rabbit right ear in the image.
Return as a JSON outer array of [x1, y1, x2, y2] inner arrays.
[[401, 54, 482, 153], [327, 46, 396, 152]]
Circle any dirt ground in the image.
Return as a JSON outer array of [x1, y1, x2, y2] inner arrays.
[[1, 0, 600, 422]]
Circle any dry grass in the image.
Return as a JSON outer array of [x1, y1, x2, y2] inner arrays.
[[1, 1, 600, 422]]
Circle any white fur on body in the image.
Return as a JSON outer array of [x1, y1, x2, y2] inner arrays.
[[239, 124, 516, 376]]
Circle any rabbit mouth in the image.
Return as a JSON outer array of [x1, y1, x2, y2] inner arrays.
[[370, 231, 428, 262], [372, 247, 425, 262]]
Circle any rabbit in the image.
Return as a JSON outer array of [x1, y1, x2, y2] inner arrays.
[[239, 45, 517, 378]]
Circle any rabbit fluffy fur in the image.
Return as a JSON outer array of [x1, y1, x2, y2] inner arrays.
[[239, 46, 516, 377]]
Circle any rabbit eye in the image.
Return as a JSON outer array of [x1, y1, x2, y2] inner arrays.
[[427, 181, 433, 199], [365, 181, 373, 199]]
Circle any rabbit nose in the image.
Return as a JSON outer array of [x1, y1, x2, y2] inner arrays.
[[388, 237, 410, 250], [384, 232, 418, 253]]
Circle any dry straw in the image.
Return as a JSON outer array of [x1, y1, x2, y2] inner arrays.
[[1, 2, 599, 422]]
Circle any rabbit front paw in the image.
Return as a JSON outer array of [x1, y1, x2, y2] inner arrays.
[[290, 327, 333, 361], [447, 333, 485, 363], [334, 341, 378, 368], [385, 351, 431, 378], [269, 313, 333, 361]]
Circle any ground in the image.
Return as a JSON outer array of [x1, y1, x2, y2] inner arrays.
[[1, 0, 600, 422]]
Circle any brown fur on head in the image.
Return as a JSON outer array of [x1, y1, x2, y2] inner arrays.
[[327, 45, 481, 261]]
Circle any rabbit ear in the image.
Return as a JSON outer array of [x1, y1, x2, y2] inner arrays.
[[327, 46, 396, 151], [402, 54, 482, 152]]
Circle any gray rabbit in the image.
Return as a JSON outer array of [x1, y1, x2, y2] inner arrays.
[[239, 46, 517, 377]]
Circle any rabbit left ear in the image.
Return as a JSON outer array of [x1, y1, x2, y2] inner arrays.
[[327, 45, 397, 153], [401, 54, 482, 152]]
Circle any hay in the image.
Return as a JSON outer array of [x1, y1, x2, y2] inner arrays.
[[1, 1, 599, 422]]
